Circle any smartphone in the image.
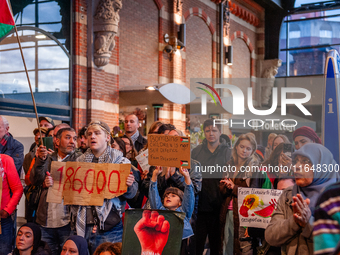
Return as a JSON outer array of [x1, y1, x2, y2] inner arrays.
[[283, 143, 292, 158], [42, 137, 54, 151]]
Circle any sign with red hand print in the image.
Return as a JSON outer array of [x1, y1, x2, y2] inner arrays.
[[122, 209, 185, 255], [46, 161, 131, 206]]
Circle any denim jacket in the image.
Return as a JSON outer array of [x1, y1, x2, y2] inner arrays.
[[149, 180, 195, 239]]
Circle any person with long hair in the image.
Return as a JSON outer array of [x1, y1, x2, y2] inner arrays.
[[272, 134, 290, 151], [111, 137, 126, 156], [219, 133, 258, 255], [121, 135, 138, 167], [148, 121, 163, 135], [260, 143, 294, 187]]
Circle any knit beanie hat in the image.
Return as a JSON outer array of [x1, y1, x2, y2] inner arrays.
[[163, 187, 184, 202], [293, 126, 321, 144]]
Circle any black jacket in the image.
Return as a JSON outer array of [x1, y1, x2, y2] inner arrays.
[[134, 132, 147, 153], [30, 150, 82, 226], [191, 137, 232, 213], [0, 133, 24, 176]]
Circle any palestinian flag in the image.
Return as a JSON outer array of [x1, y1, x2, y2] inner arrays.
[[0, 0, 15, 38], [180, 160, 189, 167], [181, 137, 189, 143]]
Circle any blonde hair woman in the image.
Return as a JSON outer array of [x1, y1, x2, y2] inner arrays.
[[219, 133, 258, 255]]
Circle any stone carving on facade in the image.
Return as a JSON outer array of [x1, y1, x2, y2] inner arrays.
[[261, 59, 282, 105], [93, 0, 122, 67]]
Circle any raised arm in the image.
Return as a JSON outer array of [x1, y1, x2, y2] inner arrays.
[[149, 167, 164, 209], [30, 145, 50, 186]]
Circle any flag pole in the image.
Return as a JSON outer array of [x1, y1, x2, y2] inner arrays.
[[7, 0, 43, 144]]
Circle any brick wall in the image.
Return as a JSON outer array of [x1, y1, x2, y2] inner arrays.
[[186, 16, 213, 85], [119, 0, 159, 90], [71, 0, 266, 134]]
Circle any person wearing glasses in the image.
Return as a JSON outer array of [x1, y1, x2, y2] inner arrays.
[[265, 143, 337, 255]]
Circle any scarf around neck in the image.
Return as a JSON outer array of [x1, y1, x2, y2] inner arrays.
[[292, 143, 338, 215]]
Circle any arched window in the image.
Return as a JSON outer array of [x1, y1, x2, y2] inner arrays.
[[0, 0, 71, 121]]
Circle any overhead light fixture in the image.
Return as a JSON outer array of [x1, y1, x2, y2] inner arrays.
[[225, 45, 233, 66], [35, 34, 46, 39], [145, 86, 159, 91]]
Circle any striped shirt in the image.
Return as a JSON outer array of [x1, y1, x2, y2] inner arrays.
[[314, 182, 340, 255]]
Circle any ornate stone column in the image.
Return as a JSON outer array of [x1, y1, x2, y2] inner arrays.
[[261, 59, 282, 106], [93, 0, 122, 67]]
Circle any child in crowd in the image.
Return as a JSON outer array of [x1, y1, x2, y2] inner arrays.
[[149, 166, 195, 254]]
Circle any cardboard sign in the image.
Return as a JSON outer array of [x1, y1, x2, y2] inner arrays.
[[148, 134, 191, 168], [238, 187, 283, 229], [46, 161, 131, 206], [135, 149, 150, 172], [122, 209, 184, 255]]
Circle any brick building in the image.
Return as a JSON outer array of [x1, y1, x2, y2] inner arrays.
[[0, 0, 285, 138]]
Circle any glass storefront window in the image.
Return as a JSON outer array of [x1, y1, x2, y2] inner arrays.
[[278, 8, 340, 77]]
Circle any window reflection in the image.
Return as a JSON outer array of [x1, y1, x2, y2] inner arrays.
[[13, 0, 70, 50], [0, 28, 69, 105], [278, 8, 340, 77]]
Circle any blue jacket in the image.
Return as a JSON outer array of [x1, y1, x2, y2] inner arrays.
[[149, 180, 195, 239], [0, 133, 24, 176]]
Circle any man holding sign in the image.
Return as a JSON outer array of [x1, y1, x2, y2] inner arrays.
[[30, 127, 82, 255], [70, 120, 137, 253]]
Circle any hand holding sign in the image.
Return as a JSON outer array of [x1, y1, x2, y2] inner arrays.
[[152, 166, 162, 182], [44, 171, 53, 188], [126, 172, 135, 187], [179, 167, 191, 185], [134, 210, 170, 255]]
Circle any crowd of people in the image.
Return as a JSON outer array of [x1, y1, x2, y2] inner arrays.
[[0, 114, 340, 255]]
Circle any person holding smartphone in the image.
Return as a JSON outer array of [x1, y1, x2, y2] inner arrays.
[[293, 126, 321, 150]]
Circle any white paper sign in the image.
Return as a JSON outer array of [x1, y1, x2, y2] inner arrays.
[[238, 187, 283, 229], [136, 149, 150, 172]]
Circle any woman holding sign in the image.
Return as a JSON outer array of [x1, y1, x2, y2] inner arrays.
[[220, 133, 258, 255], [265, 143, 337, 255]]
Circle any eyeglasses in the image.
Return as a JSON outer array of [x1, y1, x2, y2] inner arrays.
[[292, 157, 312, 165]]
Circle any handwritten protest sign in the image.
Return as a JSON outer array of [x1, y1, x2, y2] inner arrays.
[[135, 149, 150, 172], [46, 161, 131, 206], [148, 134, 191, 168], [238, 187, 283, 229]]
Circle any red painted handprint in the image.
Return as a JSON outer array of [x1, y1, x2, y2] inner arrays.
[[254, 199, 278, 218], [134, 210, 170, 255]]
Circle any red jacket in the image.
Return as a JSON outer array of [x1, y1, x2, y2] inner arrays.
[[0, 154, 23, 215]]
